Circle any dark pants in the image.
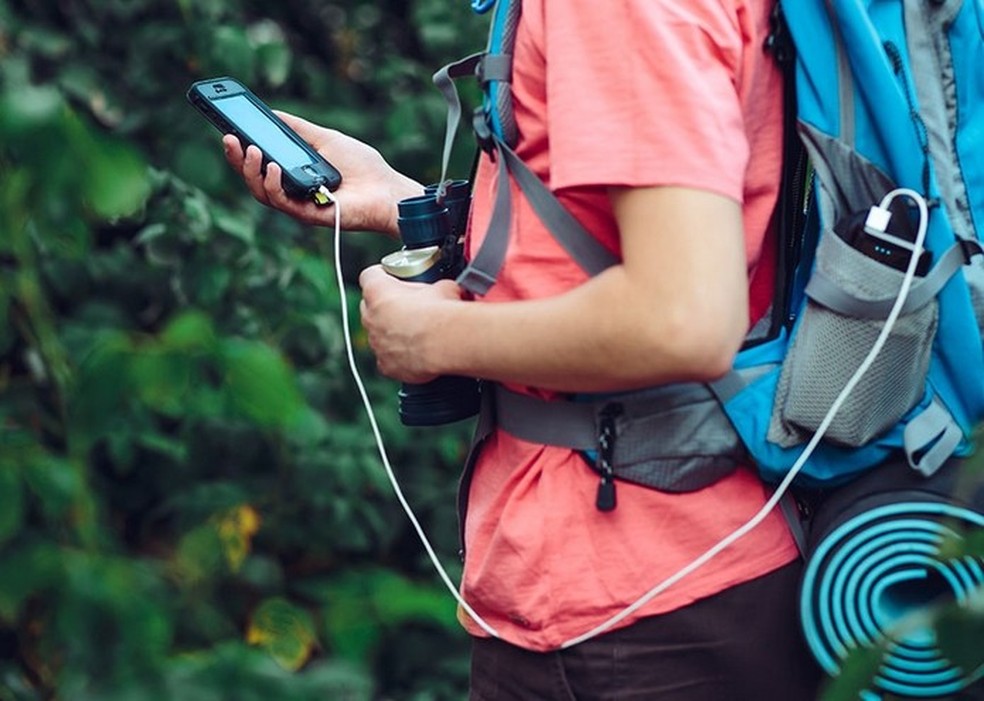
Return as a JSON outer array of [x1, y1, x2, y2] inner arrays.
[[469, 562, 822, 701]]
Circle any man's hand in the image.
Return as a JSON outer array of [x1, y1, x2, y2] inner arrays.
[[358, 265, 466, 384], [223, 111, 423, 236]]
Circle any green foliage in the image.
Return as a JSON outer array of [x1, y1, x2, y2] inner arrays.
[[0, 0, 486, 697]]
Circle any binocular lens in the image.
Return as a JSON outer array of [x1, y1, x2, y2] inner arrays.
[[397, 195, 452, 249]]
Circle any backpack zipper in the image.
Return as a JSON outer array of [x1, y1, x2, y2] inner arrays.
[[595, 403, 622, 512]]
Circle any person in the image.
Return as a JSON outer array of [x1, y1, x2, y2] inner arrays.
[[224, 0, 823, 697]]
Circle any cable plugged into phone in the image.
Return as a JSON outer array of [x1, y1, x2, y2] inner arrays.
[[187, 77, 342, 201], [314, 185, 334, 207], [864, 203, 893, 234], [862, 200, 927, 269], [832, 192, 932, 275]]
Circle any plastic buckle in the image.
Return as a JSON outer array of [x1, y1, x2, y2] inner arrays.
[[472, 107, 496, 157]]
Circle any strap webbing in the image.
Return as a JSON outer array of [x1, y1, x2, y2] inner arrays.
[[805, 240, 980, 318], [903, 398, 964, 478], [432, 53, 484, 196], [456, 134, 619, 295]]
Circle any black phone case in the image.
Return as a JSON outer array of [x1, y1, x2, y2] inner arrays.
[[187, 77, 341, 199]]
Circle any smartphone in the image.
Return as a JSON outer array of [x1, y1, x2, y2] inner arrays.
[[187, 77, 342, 201]]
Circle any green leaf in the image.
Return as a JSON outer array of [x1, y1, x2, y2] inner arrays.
[[936, 593, 984, 676], [160, 310, 217, 353], [820, 644, 887, 701], [373, 570, 459, 630], [246, 597, 318, 672], [81, 135, 152, 219], [208, 26, 256, 82], [0, 462, 24, 546], [0, 541, 64, 621], [70, 331, 132, 439], [175, 524, 225, 585], [936, 528, 984, 560], [0, 83, 63, 133], [219, 339, 304, 427], [256, 42, 292, 88], [130, 347, 193, 416], [23, 454, 85, 521], [212, 208, 256, 247], [304, 569, 459, 664]]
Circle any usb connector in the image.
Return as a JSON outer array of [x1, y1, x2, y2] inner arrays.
[[312, 184, 335, 207], [864, 204, 893, 234]]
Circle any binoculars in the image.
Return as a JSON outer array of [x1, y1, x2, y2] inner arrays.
[[380, 180, 482, 426]]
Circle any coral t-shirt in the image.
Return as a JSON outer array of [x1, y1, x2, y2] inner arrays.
[[461, 0, 798, 651]]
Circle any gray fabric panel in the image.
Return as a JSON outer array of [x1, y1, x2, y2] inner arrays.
[[611, 393, 745, 491], [500, 140, 618, 276], [478, 54, 513, 83], [494, 386, 598, 450], [827, 0, 855, 147], [905, 0, 976, 240], [708, 365, 775, 403], [804, 236, 966, 319], [432, 53, 483, 189], [903, 397, 963, 478], [493, 384, 745, 492], [965, 260, 984, 332], [456, 144, 513, 296], [903, 0, 984, 365], [769, 227, 939, 448], [457, 136, 617, 293], [798, 122, 897, 228]]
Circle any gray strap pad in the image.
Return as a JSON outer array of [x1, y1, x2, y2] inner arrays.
[[493, 384, 746, 492]]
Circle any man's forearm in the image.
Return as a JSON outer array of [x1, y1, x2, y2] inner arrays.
[[425, 265, 744, 393]]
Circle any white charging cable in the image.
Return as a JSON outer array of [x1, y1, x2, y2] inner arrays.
[[562, 187, 930, 647], [319, 186, 500, 638], [324, 183, 929, 648]]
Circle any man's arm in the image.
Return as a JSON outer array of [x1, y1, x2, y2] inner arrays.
[[358, 185, 750, 392]]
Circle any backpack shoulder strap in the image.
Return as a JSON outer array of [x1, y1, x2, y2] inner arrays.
[[432, 0, 618, 296]]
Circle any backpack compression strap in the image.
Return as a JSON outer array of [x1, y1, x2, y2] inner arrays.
[[432, 0, 618, 295]]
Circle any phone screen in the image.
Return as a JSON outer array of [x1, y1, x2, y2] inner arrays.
[[212, 94, 312, 170]]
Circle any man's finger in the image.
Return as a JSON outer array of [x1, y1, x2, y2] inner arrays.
[[263, 161, 288, 206], [273, 110, 320, 139], [358, 264, 387, 291], [222, 135, 245, 169], [242, 145, 271, 205]]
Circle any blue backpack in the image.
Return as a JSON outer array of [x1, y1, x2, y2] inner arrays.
[[435, 0, 984, 511]]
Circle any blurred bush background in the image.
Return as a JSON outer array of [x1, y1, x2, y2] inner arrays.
[[5, 1, 984, 700], [0, 0, 487, 698]]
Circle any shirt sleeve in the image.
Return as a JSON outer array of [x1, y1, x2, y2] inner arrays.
[[542, 0, 750, 201]]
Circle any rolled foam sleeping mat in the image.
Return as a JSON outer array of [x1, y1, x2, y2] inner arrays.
[[800, 458, 984, 698]]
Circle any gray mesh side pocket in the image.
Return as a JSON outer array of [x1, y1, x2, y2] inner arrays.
[[768, 231, 938, 448]]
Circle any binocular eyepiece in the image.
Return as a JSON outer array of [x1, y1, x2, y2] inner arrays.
[[380, 180, 482, 427]]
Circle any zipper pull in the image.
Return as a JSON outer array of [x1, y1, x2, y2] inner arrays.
[[596, 404, 623, 512]]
